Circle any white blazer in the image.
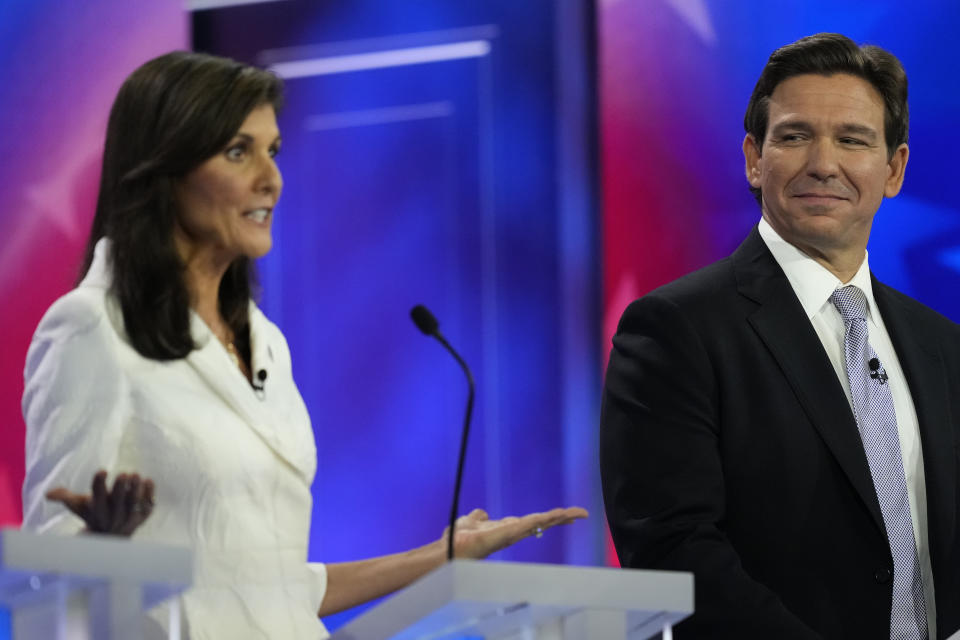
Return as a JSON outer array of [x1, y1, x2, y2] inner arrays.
[[21, 239, 329, 639]]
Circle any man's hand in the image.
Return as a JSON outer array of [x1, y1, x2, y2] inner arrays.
[[46, 470, 155, 536]]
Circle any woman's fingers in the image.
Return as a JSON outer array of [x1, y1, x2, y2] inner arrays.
[[466, 508, 489, 522], [518, 507, 589, 538], [138, 478, 156, 526], [90, 470, 110, 531], [123, 475, 143, 531], [46, 471, 156, 535], [453, 506, 589, 558], [142, 479, 155, 507], [108, 474, 131, 533], [44, 488, 91, 521], [118, 476, 152, 536]]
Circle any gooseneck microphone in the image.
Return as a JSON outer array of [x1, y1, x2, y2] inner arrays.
[[410, 304, 476, 561]]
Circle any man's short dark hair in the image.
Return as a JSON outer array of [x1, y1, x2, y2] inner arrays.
[[744, 33, 909, 204]]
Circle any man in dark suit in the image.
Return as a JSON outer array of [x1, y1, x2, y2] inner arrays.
[[600, 33, 960, 639]]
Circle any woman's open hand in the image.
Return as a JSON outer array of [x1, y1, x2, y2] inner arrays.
[[45, 470, 155, 536], [446, 506, 588, 559]]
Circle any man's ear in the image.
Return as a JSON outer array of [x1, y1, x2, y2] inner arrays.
[[884, 143, 909, 198], [743, 133, 762, 188]]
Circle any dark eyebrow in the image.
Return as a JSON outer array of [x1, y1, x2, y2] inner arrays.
[[229, 132, 282, 145], [836, 123, 879, 142], [769, 120, 814, 136]]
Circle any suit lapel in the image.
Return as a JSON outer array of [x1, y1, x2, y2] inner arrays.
[[86, 237, 314, 478], [873, 280, 957, 572], [184, 313, 313, 478], [733, 228, 886, 534]]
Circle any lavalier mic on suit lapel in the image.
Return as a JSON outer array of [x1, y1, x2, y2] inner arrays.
[[410, 304, 475, 561], [253, 369, 268, 398]]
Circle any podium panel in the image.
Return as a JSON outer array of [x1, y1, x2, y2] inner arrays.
[[0, 529, 192, 640], [330, 559, 693, 640]]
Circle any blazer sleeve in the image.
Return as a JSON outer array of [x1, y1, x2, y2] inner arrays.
[[21, 290, 132, 535], [600, 294, 821, 638], [307, 562, 329, 617]]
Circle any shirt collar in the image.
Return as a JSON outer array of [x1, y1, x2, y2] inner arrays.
[[80, 237, 114, 290], [757, 217, 877, 322]]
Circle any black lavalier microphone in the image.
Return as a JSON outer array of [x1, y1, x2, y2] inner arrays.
[[868, 358, 888, 385], [253, 369, 268, 397], [410, 304, 476, 561]]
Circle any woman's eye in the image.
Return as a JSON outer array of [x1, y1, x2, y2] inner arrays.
[[269, 146, 280, 159], [225, 144, 246, 161]]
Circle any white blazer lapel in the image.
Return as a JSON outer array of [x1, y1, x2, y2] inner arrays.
[[184, 312, 313, 477]]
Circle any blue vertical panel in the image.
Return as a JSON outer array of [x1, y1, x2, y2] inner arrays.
[[555, 0, 603, 567], [192, 3, 603, 614], [263, 50, 490, 561]]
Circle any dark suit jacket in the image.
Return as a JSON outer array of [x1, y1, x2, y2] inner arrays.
[[600, 226, 960, 639]]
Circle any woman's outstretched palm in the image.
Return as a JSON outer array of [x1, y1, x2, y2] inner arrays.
[[448, 506, 588, 559]]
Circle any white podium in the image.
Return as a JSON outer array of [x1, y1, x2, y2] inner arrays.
[[0, 528, 192, 640], [330, 559, 693, 640]]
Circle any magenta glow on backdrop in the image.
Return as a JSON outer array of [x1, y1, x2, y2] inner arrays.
[[0, 2, 187, 526]]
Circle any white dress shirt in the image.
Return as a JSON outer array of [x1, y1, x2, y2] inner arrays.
[[21, 238, 330, 639], [758, 218, 936, 635]]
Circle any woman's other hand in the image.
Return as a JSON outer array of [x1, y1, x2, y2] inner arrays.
[[447, 506, 588, 559], [320, 506, 589, 616], [45, 470, 155, 536]]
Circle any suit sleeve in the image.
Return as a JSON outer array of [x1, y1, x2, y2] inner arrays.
[[600, 294, 821, 638], [21, 291, 132, 535]]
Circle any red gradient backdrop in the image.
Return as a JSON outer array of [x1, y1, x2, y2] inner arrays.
[[0, 2, 187, 526]]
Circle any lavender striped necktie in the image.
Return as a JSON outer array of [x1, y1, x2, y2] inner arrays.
[[831, 285, 927, 639]]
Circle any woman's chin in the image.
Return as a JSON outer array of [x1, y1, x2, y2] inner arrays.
[[240, 236, 273, 260]]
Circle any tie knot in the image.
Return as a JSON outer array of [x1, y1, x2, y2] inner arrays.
[[830, 285, 867, 323]]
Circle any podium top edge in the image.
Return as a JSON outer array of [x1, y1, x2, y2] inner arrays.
[[442, 558, 692, 583], [425, 558, 692, 609], [0, 528, 193, 584]]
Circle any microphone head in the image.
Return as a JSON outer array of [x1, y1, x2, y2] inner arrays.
[[410, 304, 439, 336], [868, 358, 880, 371]]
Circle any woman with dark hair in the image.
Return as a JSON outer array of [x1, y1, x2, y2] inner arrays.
[[21, 51, 585, 639]]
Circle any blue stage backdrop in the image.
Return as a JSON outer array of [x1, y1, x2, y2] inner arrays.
[[192, 0, 601, 627]]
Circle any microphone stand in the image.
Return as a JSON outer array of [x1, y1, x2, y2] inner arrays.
[[410, 305, 476, 560]]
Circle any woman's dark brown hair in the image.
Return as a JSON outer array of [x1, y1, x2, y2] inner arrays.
[[79, 51, 283, 360]]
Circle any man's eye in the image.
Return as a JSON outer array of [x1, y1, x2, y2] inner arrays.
[[840, 137, 867, 146], [269, 146, 280, 159], [780, 134, 804, 142]]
